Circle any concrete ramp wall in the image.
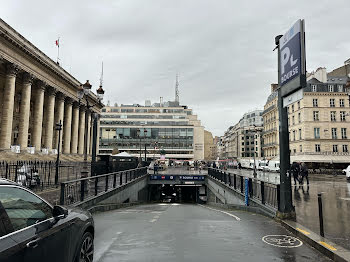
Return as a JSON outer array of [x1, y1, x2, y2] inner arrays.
[[73, 175, 148, 210]]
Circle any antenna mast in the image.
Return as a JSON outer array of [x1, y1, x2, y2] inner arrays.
[[100, 62, 104, 87], [175, 74, 179, 103]]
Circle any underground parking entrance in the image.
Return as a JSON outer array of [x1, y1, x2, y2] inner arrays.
[[148, 184, 207, 203]]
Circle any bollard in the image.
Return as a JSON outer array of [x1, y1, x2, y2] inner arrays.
[[318, 193, 325, 237], [244, 178, 249, 206]]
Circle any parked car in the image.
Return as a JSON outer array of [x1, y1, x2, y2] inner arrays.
[[342, 165, 350, 181], [16, 164, 40, 188], [0, 179, 94, 262]]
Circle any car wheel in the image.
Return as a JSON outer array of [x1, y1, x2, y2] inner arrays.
[[76, 232, 94, 262]]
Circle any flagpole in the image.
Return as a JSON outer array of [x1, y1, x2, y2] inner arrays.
[[57, 37, 60, 64]]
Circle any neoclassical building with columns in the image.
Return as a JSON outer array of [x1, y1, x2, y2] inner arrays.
[[0, 19, 102, 161]]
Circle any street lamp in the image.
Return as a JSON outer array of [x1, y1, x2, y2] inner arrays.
[[137, 128, 141, 165], [144, 128, 148, 162], [55, 120, 62, 185], [77, 80, 104, 178]]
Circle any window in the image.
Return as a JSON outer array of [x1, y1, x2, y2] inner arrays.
[[312, 85, 317, 92], [297, 101, 300, 110], [328, 85, 334, 92], [315, 144, 321, 152], [343, 145, 348, 153], [338, 85, 343, 92], [300, 145, 302, 152], [313, 111, 319, 121], [312, 99, 318, 107], [332, 128, 337, 139], [333, 145, 338, 152], [298, 112, 301, 123], [241, 142, 244, 146], [293, 130, 296, 141], [330, 111, 336, 121], [340, 99, 345, 107], [242, 148, 244, 152], [0, 187, 52, 233], [340, 111, 346, 121], [330, 99, 335, 107], [292, 115, 295, 125], [341, 128, 347, 139], [314, 128, 320, 139], [293, 149, 296, 153], [292, 104, 294, 112], [299, 128, 302, 140]]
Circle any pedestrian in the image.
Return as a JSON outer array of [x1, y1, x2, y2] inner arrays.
[[154, 162, 158, 175], [300, 162, 309, 185], [291, 162, 300, 185], [213, 162, 217, 169], [238, 162, 242, 169]]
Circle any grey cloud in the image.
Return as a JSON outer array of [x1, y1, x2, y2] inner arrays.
[[1, 0, 349, 137]]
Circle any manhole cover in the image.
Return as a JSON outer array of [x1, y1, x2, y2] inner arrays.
[[262, 235, 303, 248]]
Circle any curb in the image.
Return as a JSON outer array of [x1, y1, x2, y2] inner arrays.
[[279, 219, 350, 262]]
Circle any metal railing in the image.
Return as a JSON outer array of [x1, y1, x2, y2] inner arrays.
[[59, 167, 147, 206], [0, 160, 87, 191], [208, 168, 280, 210]]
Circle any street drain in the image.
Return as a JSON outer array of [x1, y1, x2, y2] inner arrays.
[[262, 235, 303, 248]]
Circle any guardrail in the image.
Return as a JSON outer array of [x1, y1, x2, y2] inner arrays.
[[208, 168, 280, 210], [0, 160, 87, 191], [59, 167, 147, 205]]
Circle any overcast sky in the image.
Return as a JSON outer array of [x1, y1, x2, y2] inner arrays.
[[1, 0, 349, 136]]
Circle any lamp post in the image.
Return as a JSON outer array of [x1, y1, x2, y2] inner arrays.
[[144, 128, 148, 162], [55, 120, 62, 185], [137, 128, 141, 165], [77, 80, 104, 179]]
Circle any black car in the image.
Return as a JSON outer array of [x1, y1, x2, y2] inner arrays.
[[0, 179, 94, 262]]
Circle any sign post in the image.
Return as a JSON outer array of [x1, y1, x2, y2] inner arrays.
[[276, 19, 306, 218]]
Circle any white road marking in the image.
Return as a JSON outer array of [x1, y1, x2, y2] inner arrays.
[[95, 232, 122, 262], [154, 215, 160, 219], [198, 204, 241, 221], [149, 218, 157, 223]]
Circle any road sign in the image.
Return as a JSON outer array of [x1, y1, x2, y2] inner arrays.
[[150, 175, 175, 180], [283, 88, 303, 107], [279, 19, 306, 97], [179, 175, 205, 181]]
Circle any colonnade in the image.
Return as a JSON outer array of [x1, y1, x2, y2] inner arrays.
[[0, 62, 96, 156]]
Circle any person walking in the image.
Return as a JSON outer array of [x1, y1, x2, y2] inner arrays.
[[300, 162, 309, 185], [291, 162, 300, 185]]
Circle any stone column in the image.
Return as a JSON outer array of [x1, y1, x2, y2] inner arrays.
[[70, 102, 79, 154], [54, 93, 65, 151], [43, 87, 56, 150], [18, 73, 34, 149], [86, 112, 91, 155], [89, 114, 94, 155], [63, 98, 73, 154], [96, 114, 100, 156], [32, 81, 46, 151], [78, 106, 86, 155], [0, 63, 19, 149]]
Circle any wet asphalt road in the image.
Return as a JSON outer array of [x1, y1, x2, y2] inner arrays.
[[93, 204, 330, 262]]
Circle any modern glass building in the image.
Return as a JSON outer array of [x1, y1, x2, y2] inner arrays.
[[98, 102, 204, 160]]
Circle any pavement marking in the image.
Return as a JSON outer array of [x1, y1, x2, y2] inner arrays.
[[154, 215, 160, 219], [339, 197, 350, 201], [95, 232, 122, 262], [197, 204, 241, 221], [319, 241, 337, 251], [262, 235, 303, 248], [296, 227, 310, 235], [149, 218, 157, 223]]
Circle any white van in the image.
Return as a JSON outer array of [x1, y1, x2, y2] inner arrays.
[[342, 165, 350, 181], [266, 161, 280, 172], [257, 160, 269, 171]]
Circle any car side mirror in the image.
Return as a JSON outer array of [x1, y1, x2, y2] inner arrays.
[[53, 205, 68, 219]]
